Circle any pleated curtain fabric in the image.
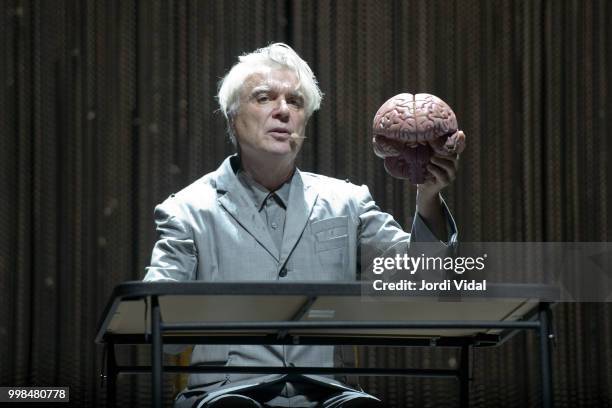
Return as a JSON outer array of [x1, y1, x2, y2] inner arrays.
[[1, 0, 611, 406]]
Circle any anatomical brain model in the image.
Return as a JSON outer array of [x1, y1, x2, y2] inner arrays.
[[372, 93, 465, 185]]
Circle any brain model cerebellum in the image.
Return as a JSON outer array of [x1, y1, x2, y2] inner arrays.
[[372, 93, 465, 185]]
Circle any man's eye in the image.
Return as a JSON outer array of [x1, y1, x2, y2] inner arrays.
[[289, 98, 304, 107], [256, 95, 270, 103]]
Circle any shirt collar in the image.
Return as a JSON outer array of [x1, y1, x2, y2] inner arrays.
[[237, 169, 293, 211]]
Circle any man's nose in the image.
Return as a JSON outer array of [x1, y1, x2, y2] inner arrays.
[[273, 99, 290, 121]]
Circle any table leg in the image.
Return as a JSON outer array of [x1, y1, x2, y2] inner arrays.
[[459, 344, 471, 408], [539, 303, 553, 408], [106, 343, 117, 408], [152, 296, 162, 408]]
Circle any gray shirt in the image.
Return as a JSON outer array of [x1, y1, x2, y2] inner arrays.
[[237, 170, 292, 255]]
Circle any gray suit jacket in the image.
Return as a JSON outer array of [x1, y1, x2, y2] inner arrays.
[[144, 155, 457, 388]]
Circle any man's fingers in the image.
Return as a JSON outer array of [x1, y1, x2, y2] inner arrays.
[[418, 134, 463, 188], [454, 131, 466, 154], [430, 156, 458, 177], [426, 163, 451, 185]]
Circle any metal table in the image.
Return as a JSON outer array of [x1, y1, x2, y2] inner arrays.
[[95, 281, 558, 408]]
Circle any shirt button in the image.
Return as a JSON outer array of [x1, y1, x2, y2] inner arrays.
[[271, 222, 278, 229], [279, 268, 287, 277]]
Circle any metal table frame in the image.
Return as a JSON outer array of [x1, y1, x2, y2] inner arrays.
[[95, 282, 556, 408]]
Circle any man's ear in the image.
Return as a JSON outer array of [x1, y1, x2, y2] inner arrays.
[[228, 116, 240, 151]]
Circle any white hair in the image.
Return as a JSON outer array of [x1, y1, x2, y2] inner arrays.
[[217, 43, 323, 144]]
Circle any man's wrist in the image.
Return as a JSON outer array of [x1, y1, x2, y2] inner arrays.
[[416, 187, 441, 210], [415, 188, 448, 241]]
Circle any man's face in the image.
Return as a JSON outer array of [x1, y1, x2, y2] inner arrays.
[[232, 68, 307, 163]]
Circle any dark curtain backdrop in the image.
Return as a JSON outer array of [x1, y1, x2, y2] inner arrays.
[[1, 0, 611, 407]]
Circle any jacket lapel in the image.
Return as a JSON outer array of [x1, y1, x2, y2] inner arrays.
[[215, 157, 279, 261], [279, 170, 319, 270]]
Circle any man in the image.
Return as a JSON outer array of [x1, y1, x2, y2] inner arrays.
[[144, 43, 464, 407]]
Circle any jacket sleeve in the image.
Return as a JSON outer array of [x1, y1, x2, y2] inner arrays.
[[410, 198, 458, 245], [143, 201, 197, 355], [355, 184, 458, 273], [143, 201, 198, 282]]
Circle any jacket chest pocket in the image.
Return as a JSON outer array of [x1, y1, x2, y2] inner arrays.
[[311, 216, 349, 268]]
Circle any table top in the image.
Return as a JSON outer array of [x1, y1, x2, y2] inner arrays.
[[95, 281, 558, 346]]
